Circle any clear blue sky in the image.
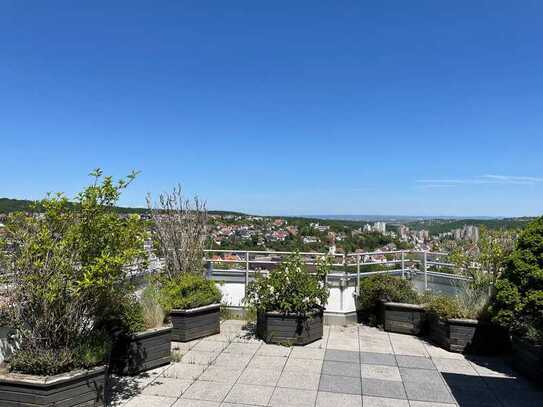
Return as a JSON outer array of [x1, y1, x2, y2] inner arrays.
[[1, 1, 542, 217]]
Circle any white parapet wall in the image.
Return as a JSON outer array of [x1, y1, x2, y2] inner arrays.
[[211, 270, 359, 325]]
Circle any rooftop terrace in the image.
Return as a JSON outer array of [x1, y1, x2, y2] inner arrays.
[[109, 320, 543, 407]]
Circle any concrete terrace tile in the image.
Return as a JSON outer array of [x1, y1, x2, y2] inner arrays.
[[277, 371, 321, 390], [423, 344, 465, 360], [162, 362, 206, 381], [269, 387, 318, 406], [391, 341, 428, 357], [124, 395, 176, 407], [395, 355, 435, 370], [192, 340, 230, 353], [142, 377, 193, 398], [362, 378, 407, 399], [256, 343, 291, 357], [319, 374, 362, 395], [321, 360, 360, 377], [360, 352, 397, 366], [238, 367, 282, 386], [408, 402, 457, 407], [198, 366, 243, 385], [402, 381, 455, 404], [468, 357, 517, 378], [223, 383, 275, 406], [213, 352, 252, 369], [181, 381, 233, 402], [172, 341, 197, 353], [431, 358, 478, 376], [316, 391, 362, 407], [399, 368, 445, 385], [360, 340, 394, 354], [324, 349, 360, 363], [247, 355, 287, 370], [361, 364, 402, 381], [326, 340, 360, 351], [283, 357, 323, 373], [359, 325, 389, 337], [363, 396, 410, 407], [173, 400, 220, 406], [223, 342, 260, 354], [289, 346, 326, 359], [181, 350, 220, 366], [446, 384, 500, 406]]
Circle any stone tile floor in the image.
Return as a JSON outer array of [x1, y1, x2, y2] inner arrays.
[[108, 320, 543, 407]]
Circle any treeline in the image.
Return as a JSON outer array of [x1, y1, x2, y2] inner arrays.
[[407, 218, 534, 234]]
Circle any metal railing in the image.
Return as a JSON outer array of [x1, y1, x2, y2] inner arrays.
[[203, 249, 471, 294]]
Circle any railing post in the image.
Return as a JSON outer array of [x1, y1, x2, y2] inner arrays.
[[423, 251, 428, 290], [245, 251, 250, 296], [401, 251, 405, 278], [356, 254, 361, 295]]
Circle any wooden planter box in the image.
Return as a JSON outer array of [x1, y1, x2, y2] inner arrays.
[[428, 315, 508, 354], [380, 301, 426, 335], [257, 310, 323, 345], [111, 325, 172, 376], [512, 336, 543, 385], [0, 365, 106, 406], [170, 303, 220, 342]]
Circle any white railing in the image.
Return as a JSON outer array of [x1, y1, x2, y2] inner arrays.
[[203, 249, 470, 294]]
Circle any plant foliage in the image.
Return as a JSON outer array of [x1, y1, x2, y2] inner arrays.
[[245, 253, 331, 316], [157, 273, 222, 313], [490, 216, 543, 344]]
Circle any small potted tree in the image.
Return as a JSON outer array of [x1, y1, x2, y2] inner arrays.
[[491, 217, 543, 384], [245, 253, 330, 345], [0, 170, 146, 406], [109, 286, 172, 375], [357, 274, 423, 335], [148, 187, 222, 342]]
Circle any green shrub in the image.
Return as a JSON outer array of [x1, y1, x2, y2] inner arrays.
[[141, 284, 166, 329], [245, 253, 330, 316], [357, 275, 419, 325], [490, 216, 543, 344], [158, 273, 222, 313], [423, 295, 466, 320]]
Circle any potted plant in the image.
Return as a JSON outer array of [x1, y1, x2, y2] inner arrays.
[[110, 286, 172, 375], [245, 253, 330, 345], [147, 186, 222, 342], [357, 274, 423, 335], [490, 217, 543, 383], [157, 273, 222, 342], [0, 170, 147, 406]]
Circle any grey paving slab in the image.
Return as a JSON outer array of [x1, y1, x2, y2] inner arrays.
[[316, 391, 362, 407], [181, 380, 233, 402], [181, 350, 220, 366], [321, 360, 361, 377], [361, 364, 402, 381], [319, 374, 362, 395], [446, 384, 499, 407], [324, 349, 360, 363], [284, 357, 323, 373], [361, 352, 398, 366], [269, 387, 318, 406], [213, 352, 252, 369], [124, 395, 176, 407], [223, 342, 260, 354], [223, 383, 275, 405], [162, 363, 207, 380], [173, 400, 220, 407], [198, 366, 243, 385], [363, 396, 410, 407], [395, 355, 436, 370], [400, 367, 445, 385], [362, 378, 407, 399], [290, 346, 326, 360], [257, 343, 292, 357], [278, 371, 321, 390], [238, 366, 282, 386], [402, 381, 455, 404], [142, 377, 193, 398], [408, 402, 457, 407], [247, 355, 288, 370], [432, 358, 478, 376]]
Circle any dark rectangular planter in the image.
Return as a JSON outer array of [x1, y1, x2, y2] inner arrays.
[[170, 303, 220, 342], [0, 365, 106, 406], [428, 315, 509, 354], [512, 336, 543, 385], [380, 301, 426, 335], [257, 310, 323, 345], [111, 325, 172, 376]]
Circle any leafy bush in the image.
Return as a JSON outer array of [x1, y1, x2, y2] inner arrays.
[[357, 275, 419, 325], [141, 284, 166, 329], [423, 290, 489, 320], [245, 253, 330, 316], [0, 170, 146, 375], [158, 273, 222, 313], [490, 216, 543, 344]]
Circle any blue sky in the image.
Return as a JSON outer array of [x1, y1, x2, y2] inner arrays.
[[1, 1, 542, 217]]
